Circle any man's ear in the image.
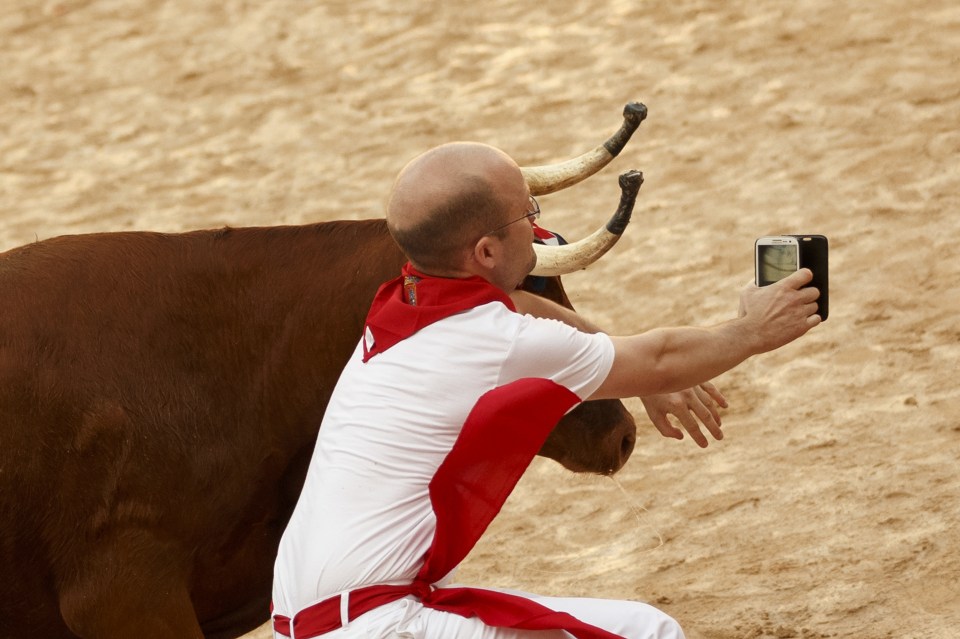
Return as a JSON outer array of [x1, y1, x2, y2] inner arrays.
[[470, 236, 498, 270]]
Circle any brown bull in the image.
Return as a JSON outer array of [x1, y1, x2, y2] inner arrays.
[[0, 104, 647, 639]]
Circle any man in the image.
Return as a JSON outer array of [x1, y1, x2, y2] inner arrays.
[[271, 143, 820, 639]]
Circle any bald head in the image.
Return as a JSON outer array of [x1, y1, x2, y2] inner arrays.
[[386, 142, 527, 272]]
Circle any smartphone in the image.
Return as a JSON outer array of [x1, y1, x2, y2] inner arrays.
[[755, 235, 829, 320]]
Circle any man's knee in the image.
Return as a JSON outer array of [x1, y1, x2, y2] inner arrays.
[[624, 602, 686, 639]]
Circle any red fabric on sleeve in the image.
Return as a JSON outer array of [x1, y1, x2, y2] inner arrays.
[[414, 378, 627, 639]]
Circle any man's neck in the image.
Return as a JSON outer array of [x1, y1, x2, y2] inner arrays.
[[407, 260, 488, 283]]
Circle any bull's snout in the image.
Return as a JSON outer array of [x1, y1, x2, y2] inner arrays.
[[611, 423, 637, 475], [538, 399, 637, 476]]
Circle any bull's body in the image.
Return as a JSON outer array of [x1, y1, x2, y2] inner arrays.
[[0, 220, 635, 638]]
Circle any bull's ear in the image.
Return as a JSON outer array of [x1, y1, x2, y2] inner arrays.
[[520, 274, 571, 308]]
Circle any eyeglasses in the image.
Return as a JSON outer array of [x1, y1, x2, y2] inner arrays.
[[485, 196, 540, 236]]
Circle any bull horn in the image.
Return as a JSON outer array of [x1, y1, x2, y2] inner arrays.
[[530, 170, 643, 277], [521, 102, 647, 196]]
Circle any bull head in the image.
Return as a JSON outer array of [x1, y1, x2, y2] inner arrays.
[[514, 102, 648, 474]]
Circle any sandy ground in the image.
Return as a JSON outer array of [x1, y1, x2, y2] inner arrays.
[[2, 1, 959, 637]]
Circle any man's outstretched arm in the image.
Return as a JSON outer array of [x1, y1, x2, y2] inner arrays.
[[592, 269, 820, 401], [510, 287, 751, 448]]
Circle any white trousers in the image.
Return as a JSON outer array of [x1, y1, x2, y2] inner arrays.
[[276, 587, 685, 639]]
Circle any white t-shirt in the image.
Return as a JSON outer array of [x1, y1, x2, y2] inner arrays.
[[271, 301, 615, 617]]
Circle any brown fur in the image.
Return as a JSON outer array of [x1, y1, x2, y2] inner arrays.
[[0, 220, 635, 638]]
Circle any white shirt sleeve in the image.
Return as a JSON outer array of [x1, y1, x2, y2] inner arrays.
[[498, 314, 615, 400]]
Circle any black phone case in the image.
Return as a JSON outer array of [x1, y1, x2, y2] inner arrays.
[[790, 234, 829, 321]]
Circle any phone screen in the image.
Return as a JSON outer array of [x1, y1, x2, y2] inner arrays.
[[757, 243, 799, 286]]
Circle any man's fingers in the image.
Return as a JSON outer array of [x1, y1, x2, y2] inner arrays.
[[800, 286, 821, 302], [694, 386, 722, 426], [700, 382, 728, 409], [675, 410, 709, 448], [650, 413, 684, 441], [647, 386, 731, 448], [780, 268, 814, 289], [691, 388, 724, 442]]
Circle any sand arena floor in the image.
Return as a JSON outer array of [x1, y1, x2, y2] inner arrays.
[[2, 1, 958, 637]]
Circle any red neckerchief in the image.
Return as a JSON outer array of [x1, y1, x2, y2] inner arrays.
[[362, 263, 516, 362]]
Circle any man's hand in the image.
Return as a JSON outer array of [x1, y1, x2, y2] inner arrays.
[[738, 268, 821, 353], [640, 382, 728, 448]]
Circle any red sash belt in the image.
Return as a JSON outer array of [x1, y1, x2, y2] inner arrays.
[[272, 579, 626, 639], [272, 582, 423, 638]]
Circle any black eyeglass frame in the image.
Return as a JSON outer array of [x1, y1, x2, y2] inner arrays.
[[484, 196, 541, 236]]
